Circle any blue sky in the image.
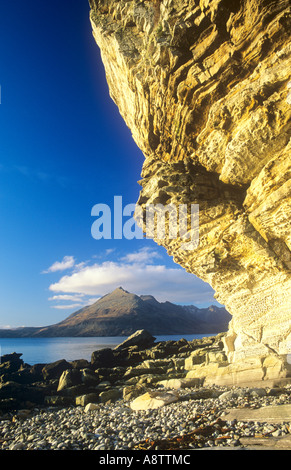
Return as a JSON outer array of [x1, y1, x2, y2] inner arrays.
[[0, 1, 222, 328]]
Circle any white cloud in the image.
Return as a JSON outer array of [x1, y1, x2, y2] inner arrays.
[[120, 246, 161, 264], [42, 256, 75, 274], [48, 248, 218, 306], [48, 294, 85, 302], [50, 303, 85, 310]]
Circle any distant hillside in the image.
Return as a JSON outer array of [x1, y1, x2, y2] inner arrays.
[[0, 287, 231, 337]]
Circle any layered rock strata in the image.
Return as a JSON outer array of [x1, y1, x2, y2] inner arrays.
[[89, 0, 291, 385]]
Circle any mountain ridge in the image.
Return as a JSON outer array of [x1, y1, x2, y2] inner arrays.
[[0, 287, 231, 337]]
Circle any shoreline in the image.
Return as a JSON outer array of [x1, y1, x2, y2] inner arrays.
[[1, 331, 291, 450], [0, 333, 215, 365]]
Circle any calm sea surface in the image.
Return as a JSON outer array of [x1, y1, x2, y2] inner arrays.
[[0, 335, 213, 365]]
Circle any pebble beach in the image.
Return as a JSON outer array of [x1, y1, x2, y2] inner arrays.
[[1, 384, 291, 451]]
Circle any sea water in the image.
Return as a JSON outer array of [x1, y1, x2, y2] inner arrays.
[[0, 334, 212, 365]]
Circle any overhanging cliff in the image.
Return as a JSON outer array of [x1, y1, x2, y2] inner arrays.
[[89, 0, 291, 385]]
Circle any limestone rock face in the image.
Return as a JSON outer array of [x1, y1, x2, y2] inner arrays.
[[89, 0, 291, 382]]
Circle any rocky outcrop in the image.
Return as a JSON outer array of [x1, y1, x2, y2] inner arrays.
[[0, 331, 217, 411], [89, 0, 291, 384], [2, 330, 291, 413]]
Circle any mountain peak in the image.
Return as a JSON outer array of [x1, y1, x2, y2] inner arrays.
[[114, 286, 128, 292], [110, 286, 130, 296]]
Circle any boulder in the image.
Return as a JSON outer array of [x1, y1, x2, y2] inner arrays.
[[113, 347, 144, 367], [81, 368, 100, 387], [114, 330, 156, 351], [75, 393, 99, 407], [0, 353, 24, 374], [130, 390, 179, 411], [158, 378, 202, 390], [1, 368, 36, 385], [123, 384, 147, 401], [123, 366, 165, 380], [28, 363, 47, 381], [42, 359, 72, 381], [69, 359, 90, 369], [84, 402, 99, 412], [219, 389, 248, 401], [96, 381, 111, 390], [57, 369, 82, 391], [0, 381, 44, 408], [91, 348, 115, 368], [57, 384, 88, 398], [99, 388, 122, 403]]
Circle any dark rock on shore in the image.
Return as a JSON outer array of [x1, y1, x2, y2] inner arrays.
[[114, 329, 156, 351], [42, 360, 72, 381], [91, 348, 116, 369], [0, 353, 24, 374], [0, 381, 45, 408]]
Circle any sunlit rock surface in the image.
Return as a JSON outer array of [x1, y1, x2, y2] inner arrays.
[[89, 0, 291, 385]]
